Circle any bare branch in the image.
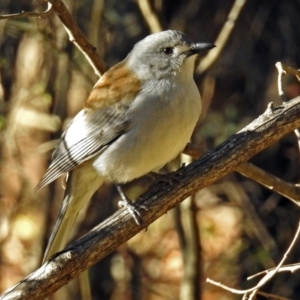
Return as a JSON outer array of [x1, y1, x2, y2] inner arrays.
[[276, 62, 300, 151], [236, 162, 300, 206], [197, 0, 246, 73], [247, 221, 300, 299], [281, 63, 300, 82], [248, 263, 300, 280], [183, 143, 300, 206], [51, 0, 107, 76], [1, 96, 300, 299], [207, 221, 300, 297], [136, 0, 163, 33], [0, 0, 107, 77], [275, 62, 287, 102], [0, 2, 52, 20]]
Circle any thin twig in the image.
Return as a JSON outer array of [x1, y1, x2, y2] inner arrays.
[[275, 62, 287, 102], [276, 62, 300, 150], [281, 63, 300, 82], [136, 0, 163, 33], [0, 2, 53, 20], [247, 263, 300, 280], [247, 221, 300, 299], [207, 221, 300, 296], [197, 0, 246, 73]]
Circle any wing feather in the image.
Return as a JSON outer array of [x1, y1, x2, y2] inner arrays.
[[36, 106, 131, 190]]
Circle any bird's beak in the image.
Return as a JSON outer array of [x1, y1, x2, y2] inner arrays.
[[187, 43, 216, 56]]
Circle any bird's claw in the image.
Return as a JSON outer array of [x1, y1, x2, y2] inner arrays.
[[115, 184, 148, 227], [118, 198, 148, 227]]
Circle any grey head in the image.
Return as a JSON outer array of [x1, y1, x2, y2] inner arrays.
[[126, 30, 215, 80]]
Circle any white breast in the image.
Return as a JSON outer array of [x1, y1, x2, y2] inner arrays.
[[92, 75, 201, 183]]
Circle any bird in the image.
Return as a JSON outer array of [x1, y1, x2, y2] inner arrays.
[[37, 30, 215, 262]]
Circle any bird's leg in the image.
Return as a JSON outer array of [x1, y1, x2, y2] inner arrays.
[[116, 184, 148, 226]]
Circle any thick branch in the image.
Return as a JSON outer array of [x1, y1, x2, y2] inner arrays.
[[2, 97, 300, 300]]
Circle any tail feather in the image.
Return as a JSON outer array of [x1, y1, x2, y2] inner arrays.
[[43, 161, 103, 263]]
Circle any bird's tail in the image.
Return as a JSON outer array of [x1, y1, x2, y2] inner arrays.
[[43, 161, 103, 263]]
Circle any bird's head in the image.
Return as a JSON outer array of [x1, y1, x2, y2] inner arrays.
[[127, 30, 215, 80]]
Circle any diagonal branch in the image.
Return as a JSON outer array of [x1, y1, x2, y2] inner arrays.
[[137, 0, 163, 33], [197, 0, 246, 73], [51, 0, 107, 76], [1, 96, 300, 300], [183, 143, 300, 205], [0, 0, 107, 77]]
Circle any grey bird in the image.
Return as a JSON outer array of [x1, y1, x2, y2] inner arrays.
[[37, 30, 215, 262]]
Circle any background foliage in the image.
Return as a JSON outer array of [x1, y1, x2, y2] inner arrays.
[[1, 0, 300, 299]]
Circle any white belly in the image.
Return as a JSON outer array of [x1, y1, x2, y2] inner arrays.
[[92, 79, 201, 183]]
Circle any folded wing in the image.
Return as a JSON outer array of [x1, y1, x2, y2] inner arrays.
[[36, 105, 131, 190]]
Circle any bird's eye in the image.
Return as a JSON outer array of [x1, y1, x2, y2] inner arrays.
[[163, 47, 174, 55]]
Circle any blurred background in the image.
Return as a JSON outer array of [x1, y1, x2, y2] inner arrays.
[[1, 0, 300, 299]]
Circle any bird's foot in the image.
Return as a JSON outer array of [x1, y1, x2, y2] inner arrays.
[[116, 184, 148, 226], [118, 198, 148, 226]]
